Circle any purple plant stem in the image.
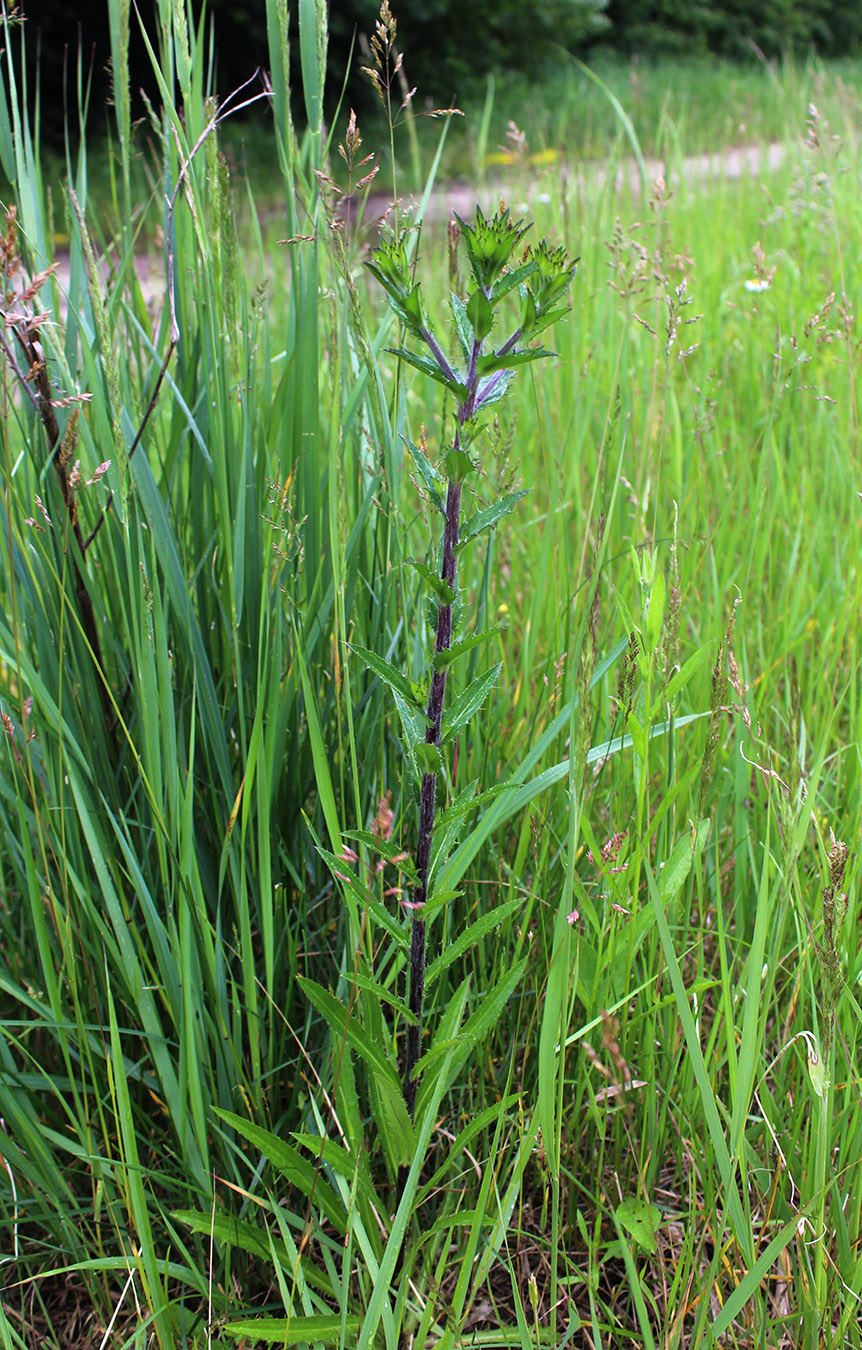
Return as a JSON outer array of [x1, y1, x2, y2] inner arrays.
[[403, 459, 463, 1120]]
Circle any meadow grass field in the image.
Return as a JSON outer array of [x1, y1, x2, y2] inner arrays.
[[1, 2, 862, 1347]]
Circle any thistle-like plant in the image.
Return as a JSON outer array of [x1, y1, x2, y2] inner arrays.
[[363, 206, 578, 1118]]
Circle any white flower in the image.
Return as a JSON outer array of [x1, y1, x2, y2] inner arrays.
[[744, 278, 771, 293]]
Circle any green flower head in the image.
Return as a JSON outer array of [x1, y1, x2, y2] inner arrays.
[[366, 234, 427, 334], [527, 239, 578, 313], [455, 205, 530, 293], [521, 239, 578, 336]]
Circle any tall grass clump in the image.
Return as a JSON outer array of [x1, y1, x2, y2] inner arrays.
[[0, 0, 388, 1340], [1, 1, 862, 1347]]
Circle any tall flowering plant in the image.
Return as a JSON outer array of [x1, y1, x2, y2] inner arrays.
[[360, 207, 578, 1118]]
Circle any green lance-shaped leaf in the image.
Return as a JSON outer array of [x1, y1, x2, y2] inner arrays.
[[224, 1316, 361, 1344], [299, 976, 402, 1092], [466, 287, 494, 341], [443, 444, 476, 483], [425, 896, 524, 987], [351, 643, 426, 710], [433, 625, 503, 671], [442, 663, 502, 744], [414, 741, 445, 775], [212, 1110, 347, 1233], [316, 845, 409, 948], [343, 829, 419, 881], [475, 368, 516, 410], [342, 974, 417, 1023], [489, 259, 537, 304], [300, 980, 414, 1167], [450, 290, 473, 361], [651, 639, 716, 719], [414, 958, 528, 1119], [660, 819, 710, 902], [616, 1199, 661, 1255], [393, 687, 426, 784], [387, 344, 468, 399], [478, 345, 555, 377], [519, 302, 571, 341], [291, 1133, 382, 1208], [460, 490, 529, 546], [403, 434, 446, 513], [407, 559, 456, 606], [434, 779, 507, 828]]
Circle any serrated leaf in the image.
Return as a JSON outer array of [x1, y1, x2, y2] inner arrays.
[[522, 305, 570, 340], [369, 1067, 415, 1168], [461, 491, 529, 545], [224, 1316, 360, 1343], [443, 445, 475, 482], [317, 845, 410, 948], [478, 346, 554, 377], [433, 626, 502, 670], [393, 688, 425, 784], [403, 435, 446, 513], [211, 1111, 346, 1233], [489, 260, 537, 303], [425, 896, 523, 986], [442, 663, 502, 743], [342, 829, 418, 880], [407, 559, 456, 605], [388, 345, 468, 398], [450, 291, 473, 360], [344, 973, 417, 1022], [414, 741, 444, 775], [351, 643, 424, 709], [291, 1133, 382, 1207], [475, 367, 515, 409], [298, 977, 401, 1091], [466, 287, 494, 341], [616, 1199, 661, 1255], [435, 781, 507, 830], [424, 886, 463, 918]]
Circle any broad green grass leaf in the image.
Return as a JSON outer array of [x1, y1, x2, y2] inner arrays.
[[415, 959, 527, 1115], [224, 1316, 359, 1343], [616, 1198, 661, 1255], [660, 818, 710, 901]]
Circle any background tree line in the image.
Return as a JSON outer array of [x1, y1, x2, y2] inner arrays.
[[17, 0, 862, 144]]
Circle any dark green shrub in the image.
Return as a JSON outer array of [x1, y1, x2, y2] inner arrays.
[[603, 0, 862, 57]]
